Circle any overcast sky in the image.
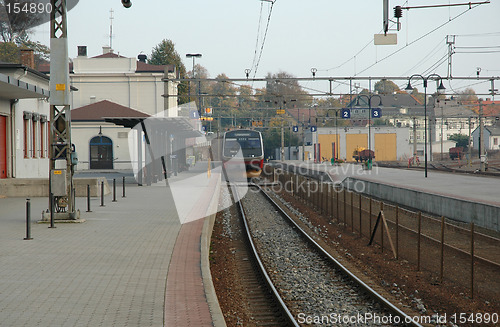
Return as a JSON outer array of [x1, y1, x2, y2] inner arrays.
[[32, 0, 500, 96]]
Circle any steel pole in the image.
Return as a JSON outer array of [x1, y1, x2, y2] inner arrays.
[[424, 84, 428, 178]]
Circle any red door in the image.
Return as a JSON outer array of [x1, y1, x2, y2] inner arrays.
[[0, 115, 7, 178]]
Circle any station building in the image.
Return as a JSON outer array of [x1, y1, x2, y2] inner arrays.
[[39, 47, 200, 178], [0, 52, 51, 182]]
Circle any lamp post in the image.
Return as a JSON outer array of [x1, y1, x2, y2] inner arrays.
[[186, 53, 202, 114], [355, 94, 383, 169], [335, 109, 339, 161], [405, 74, 446, 178]]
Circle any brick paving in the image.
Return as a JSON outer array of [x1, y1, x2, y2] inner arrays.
[[0, 177, 213, 327]]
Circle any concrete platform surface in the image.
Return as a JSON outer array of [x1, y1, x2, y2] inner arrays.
[[0, 165, 223, 326], [283, 161, 500, 207]]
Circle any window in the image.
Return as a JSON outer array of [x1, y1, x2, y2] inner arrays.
[[494, 138, 498, 146], [23, 112, 32, 158], [32, 114, 38, 158], [40, 118, 46, 158]]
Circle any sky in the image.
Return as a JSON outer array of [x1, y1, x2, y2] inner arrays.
[[31, 0, 500, 97]]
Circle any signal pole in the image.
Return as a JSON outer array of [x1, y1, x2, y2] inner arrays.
[[49, 0, 77, 219]]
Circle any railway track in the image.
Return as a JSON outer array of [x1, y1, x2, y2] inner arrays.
[[211, 183, 293, 326], [230, 182, 424, 327]]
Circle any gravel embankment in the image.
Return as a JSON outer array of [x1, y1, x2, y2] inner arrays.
[[242, 189, 393, 326]]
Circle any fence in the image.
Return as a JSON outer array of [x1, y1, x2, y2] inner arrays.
[[262, 165, 500, 302]]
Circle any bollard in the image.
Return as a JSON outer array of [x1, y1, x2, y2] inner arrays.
[[24, 199, 33, 240], [100, 181, 105, 207], [49, 193, 55, 228], [112, 179, 117, 202], [122, 176, 126, 198], [87, 184, 92, 212]]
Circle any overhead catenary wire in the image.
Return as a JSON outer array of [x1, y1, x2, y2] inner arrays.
[[357, 4, 482, 76], [252, 0, 276, 80], [402, 37, 448, 76], [421, 53, 449, 76], [250, 2, 264, 72]]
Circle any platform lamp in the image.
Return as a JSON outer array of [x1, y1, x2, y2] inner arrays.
[[186, 53, 202, 115], [355, 94, 383, 169], [405, 74, 446, 178]]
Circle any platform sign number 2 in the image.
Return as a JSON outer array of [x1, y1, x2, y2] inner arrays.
[[341, 108, 351, 119]]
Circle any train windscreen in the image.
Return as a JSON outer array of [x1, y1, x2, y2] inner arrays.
[[224, 133, 262, 158]]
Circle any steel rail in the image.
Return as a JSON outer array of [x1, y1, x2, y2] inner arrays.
[[257, 184, 425, 327], [231, 183, 300, 327]]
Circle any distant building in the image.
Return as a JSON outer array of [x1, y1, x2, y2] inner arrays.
[[314, 126, 411, 162], [39, 47, 202, 175], [71, 100, 149, 170], [39, 46, 179, 117], [472, 125, 500, 151]]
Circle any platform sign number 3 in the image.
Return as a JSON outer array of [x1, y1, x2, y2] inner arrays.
[[371, 108, 382, 118]]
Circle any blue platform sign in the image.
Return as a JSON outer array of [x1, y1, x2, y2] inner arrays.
[[190, 110, 199, 119], [341, 108, 351, 119], [371, 108, 382, 118], [292, 125, 299, 132], [310, 126, 317, 132]]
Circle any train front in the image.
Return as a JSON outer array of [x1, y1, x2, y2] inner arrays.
[[222, 130, 264, 179]]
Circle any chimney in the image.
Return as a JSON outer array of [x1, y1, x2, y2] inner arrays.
[[20, 49, 35, 69], [138, 54, 147, 63], [102, 46, 113, 54], [78, 46, 87, 57]]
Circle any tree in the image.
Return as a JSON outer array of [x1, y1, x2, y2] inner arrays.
[[0, 4, 42, 44], [374, 79, 400, 94], [264, 71, 311, 107], [149, 39, 188, 104], [210, 73, 237, 111], [0, 41, 19, 63], [457, 88, 478, 104], [0, 4, 50, 67], [21, 39, 50, 67], [449, 133, 469, 148]]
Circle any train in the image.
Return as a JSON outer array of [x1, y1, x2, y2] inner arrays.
[[222, 129, 264, 179]]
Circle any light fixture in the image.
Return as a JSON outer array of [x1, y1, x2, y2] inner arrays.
[[437, 80, 446, 91]]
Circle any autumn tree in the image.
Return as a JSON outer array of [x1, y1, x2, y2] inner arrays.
[[0, 4, 49, 66], [264, 71, 311, 107], [210, 73, 237, 111], [374, 79, 400, 94], [457, 88, 478, 105], [0, 41, 19, 63], [149, 39, 188, 104], [0, 4, 42, 43]]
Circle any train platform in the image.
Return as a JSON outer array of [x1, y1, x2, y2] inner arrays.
[[0, 163, 224, 327], [282, 160, 500, 207], [279, 161, 500, 232]]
